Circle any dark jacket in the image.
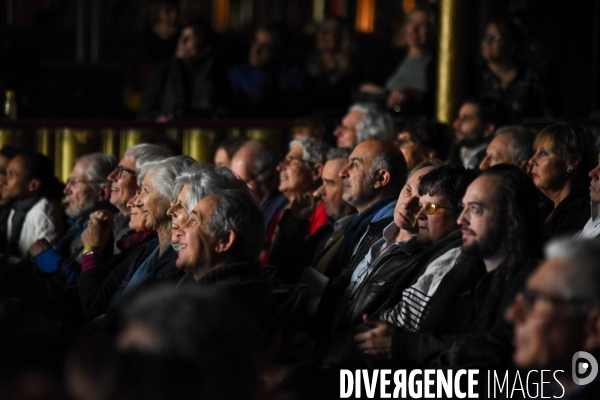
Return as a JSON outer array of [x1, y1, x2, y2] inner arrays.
[[314, 215, 355, 277], [545, 187, 591, 240]]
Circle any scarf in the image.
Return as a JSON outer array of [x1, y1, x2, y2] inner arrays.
[[8, 194, 42, 256]]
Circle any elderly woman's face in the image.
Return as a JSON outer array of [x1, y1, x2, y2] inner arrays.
[[136, 172, 171, 231], [167, 184, 191, 244], [276, 145, 316, 200], [528, 138, 569, 194], [127, 191, 148, 232]]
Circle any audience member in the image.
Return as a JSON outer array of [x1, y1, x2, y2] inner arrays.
[[453, 97, 506, 169], [263, 138, 330, 266], [478, 125, 535, 171], [137, 20, 221, 121], [506, 238, 600, 397], [29, 153, 117, 285], [529, 124, 595, 238], [213, 137, 246, 168], [228, 22, 306, 117], [291, 116, 328, 142], [474, 17, 546, 122], [395, 118, 451, 169], [230, 140, 288, 228], [333, 103, 394, 147], [0, 146, 19, 239], [1, 151, 64, 262], [576, 136, 600, 239]]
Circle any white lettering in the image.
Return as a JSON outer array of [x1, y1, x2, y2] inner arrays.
[[493, 370, 509, 397], [363, 370, 378, 398], [454, 370, 466, 399], [393, 370, 407, 398], [468, 370, 479, 398], [424, 370, 435, 398], [380, 370, 391, 398], [511, 370, 526, 398], [340, 370, 353, 398], [526, 370, 539, 398], [409, 370, 423, 398], [355, 370, 361, 398], [553, 370, 565, 398], [437, 370, 453, 398]]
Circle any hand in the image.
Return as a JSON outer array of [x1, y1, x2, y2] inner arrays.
[[81, 211, 114, 250], [359, 83, 386, 94], [28, 238, 52, 258], [353, 314, 395, 360], [290, 192, 320, 221]]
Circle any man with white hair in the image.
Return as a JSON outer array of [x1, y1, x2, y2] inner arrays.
[[333, 103, 395, 147], [478, 125, 535, 171], [29, 153, 117, 285], [107, 144, 172, 254], [575, 137, 600, 239]]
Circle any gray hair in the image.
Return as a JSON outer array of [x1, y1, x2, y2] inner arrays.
[[326, 147, 353, 161], [289, 138, 330, 166], [406, 158, 444, 181], [236, 140, 280, 184], [139, 156, 196, 200], [494, 125, 535, 166], [182, 165, 251, 213], [75, 152, 118, 192], [369, 144, 407, 193], [350, 103, 395, 143], [124, 143, 174, 173], [208, 190, 265, 263], [545, 238, 600, 309]]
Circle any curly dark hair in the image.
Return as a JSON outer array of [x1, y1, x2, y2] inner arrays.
[[418, 164, 477, 217]]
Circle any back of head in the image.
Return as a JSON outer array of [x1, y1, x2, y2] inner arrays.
[[327, 146, 353, 162], [418, 164, 476, 217], [124, 143, 174, 173], [350, 103, 395, 143], [369, 140, 408, 195], [76, 152, 118, 193], [183, 165, 252, 212], [465, 97, 507, 129], [481, 164, 544, 265], [234, 139, 281, 185], [401, 118, 451, 161], [494, 125, 535, 166]]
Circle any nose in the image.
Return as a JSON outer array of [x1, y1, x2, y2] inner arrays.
[[452, 117, 460, 130], [589, 164, 600, 179], [415, 206, 427, 220], [457, 207, 468, 227], [339, 163, 350, 178], [479, 155, 490, 171], [504, 294, 526, 324], [277, 162, 285, 172], [333, 126, 342, 137], [167, 202, 178, 218], [315, 184, 325, 198], [107, 168, 118, 182]]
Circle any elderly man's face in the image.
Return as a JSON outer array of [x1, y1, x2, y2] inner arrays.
[[136, 172, 170, 231], [589, 154, 600, 203], [457, 175, 503, 257], [334, 110, 363, 148], [176, 195, 220, 277], [339, 141, 379, 212], [277, 145, 315, 200], [64, 160, 101, 220], [479, 135, 513, 171], [316, 158, 350, 220], [415, 192, 458, 245], [505, 258, 588, 369], [107, 155, 138, 215], [167, 184, 191, 244]]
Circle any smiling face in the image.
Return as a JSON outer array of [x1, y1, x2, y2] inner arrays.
[[277, 145, 315, 201], [127, 191, 148, 232], [108, 155, 138, 215], [334, 110, 363, 147], [176, 195, 220, 278], [415, 192, 459, 244], [457, 175, 503, 257], [394, 166, 433, 233], [528, 138, 569, 195], [136, 172, 170, 231], [505, 258, 587, 369], [167, 184, 190, 244], [64, 160, 101, 220], [589, 154, 600, 202]]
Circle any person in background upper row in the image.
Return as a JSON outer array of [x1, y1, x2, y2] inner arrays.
[[228, 22, 306, 118], [529, 124, 595, 239], [333, 102, 395, 148], [478, 125, 535, 171], [395, 118, 451, 169], [452, 97, 506, 170], [213, 137, 246, 168]]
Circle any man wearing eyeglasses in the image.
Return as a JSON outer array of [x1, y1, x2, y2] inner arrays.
[[505, 238, 600, 398]]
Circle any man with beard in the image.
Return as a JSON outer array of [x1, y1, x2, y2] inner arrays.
[[452, 98, 506, 170], [355, 164, 542, 370], [29, 153, 117, 285]]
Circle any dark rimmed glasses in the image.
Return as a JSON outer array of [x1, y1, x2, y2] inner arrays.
[[115, 165, 137, 179]]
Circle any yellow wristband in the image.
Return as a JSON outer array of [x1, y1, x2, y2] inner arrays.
[[82, 246, 97, 256]]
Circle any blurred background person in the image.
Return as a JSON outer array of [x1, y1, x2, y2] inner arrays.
[[576, 137, 600, 239], [478, 125, 535, 171], [333, 103, 394, 147], [213, 137, 246, 168], [529, 124, 595, 239], [291, 115, 329, 143], [395, 118, 451, 169], [0, 146, 19, 231]]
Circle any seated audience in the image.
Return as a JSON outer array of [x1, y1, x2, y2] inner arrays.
[[291, 116, 328, 142], [576, 137, 600, 239], [473, 17, 546, 122], [263, 138, 330, 266], [107, 144, 172, 254], [213, 137, 246, 168], [395, 118, 451, 169], [478, 125, 535, 171], [108, 156, 195, 308], [230, 140, 288, 229], [453, 97, 506, 169], [528, 124, 595, 238], [333, 103, 394, 147], [0, 146, 19, 220], [506, 238, 600, 397], [137, 20, 221, 121], [29, 153, 117, 285], [357, 164, 542, 371], [228, 22, 306, 117], [1, 151, 63, 262]]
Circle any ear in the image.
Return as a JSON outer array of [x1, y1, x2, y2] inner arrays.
[[311, 163, 324, 183], [566, 154, 581, 174], [372, 169, 391, 189], [215, 230, 236, 254], [584, 308, 600, 351], [483, 124, 496, 139], [98, 184, 111, 202], [28, 178, 41, 193]]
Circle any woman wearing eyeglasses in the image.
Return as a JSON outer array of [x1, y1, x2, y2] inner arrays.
[[475, 17, 546, 122]]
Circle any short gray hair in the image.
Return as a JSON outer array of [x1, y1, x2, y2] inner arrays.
[[406, 158, 444, 181], [208, 190, 265, 263], [326, 147, 353, 161], [545, 238, 600, 309], [139, 156, 196, 200], [350, 103, 395, 143], [75, 152, 118, 192], [494, 126, 535, 167], [289, 138, 330, 166], [125, 143, 174, 173]]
